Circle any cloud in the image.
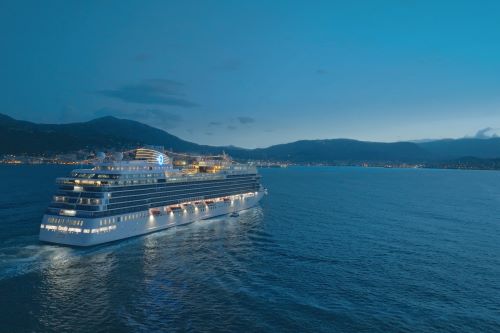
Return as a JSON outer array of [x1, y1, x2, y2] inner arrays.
[[94, 107, 182, 129], [205, 132, 213, 136], [316, 69, 328, 75], [209, 121, 222, 126], [473, 127, 499, 139], [227, 125, 237, 130], [96, 79, 198, 107], [237, 116, 255, 125]]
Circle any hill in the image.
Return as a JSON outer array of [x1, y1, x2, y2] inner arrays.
[[417, 138, 500, 159], [233, 139, 433, 163], [0, 114, 220, 154], [3, 113, 500, 163]]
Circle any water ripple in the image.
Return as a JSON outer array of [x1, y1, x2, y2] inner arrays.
[[1, 166, 500, 332]]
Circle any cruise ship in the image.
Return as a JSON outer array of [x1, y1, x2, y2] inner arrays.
[[39, 147, 266, 246]]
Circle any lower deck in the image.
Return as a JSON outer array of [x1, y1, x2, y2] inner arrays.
[[39, 190, 264, 246]]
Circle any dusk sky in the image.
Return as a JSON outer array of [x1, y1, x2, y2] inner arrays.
[[1, 1, 500, 148]]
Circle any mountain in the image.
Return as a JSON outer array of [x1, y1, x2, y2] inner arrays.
[[3, 113, 500, 163], [232, 139, 433, 163], [417, 138, 500, 159], [0, 114, 220, 154]]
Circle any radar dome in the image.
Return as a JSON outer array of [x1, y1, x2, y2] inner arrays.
[[96, 152, 106, 161], [113, 152, 123, 161]]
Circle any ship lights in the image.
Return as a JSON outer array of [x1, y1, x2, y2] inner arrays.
[[60, 209, 76, 216]]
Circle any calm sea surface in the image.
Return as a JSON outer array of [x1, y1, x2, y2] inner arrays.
[[1, 165, 500, 332]]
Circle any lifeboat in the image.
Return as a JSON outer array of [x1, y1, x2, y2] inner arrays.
[[150, 209, 161, 216]]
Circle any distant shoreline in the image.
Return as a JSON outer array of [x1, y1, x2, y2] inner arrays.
[[3, 160, 500, 172]]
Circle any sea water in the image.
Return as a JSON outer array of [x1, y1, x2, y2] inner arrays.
[[1, 165, 500, 332]]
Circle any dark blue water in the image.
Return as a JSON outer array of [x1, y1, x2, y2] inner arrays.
[[1, 165, 500, 332]]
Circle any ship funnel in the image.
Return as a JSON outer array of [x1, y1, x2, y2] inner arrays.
[[135, 148, 170, 166]]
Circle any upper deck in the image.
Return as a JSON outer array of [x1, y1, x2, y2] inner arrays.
[[46, 147, 261, 217], [58, 160, 257, 186]]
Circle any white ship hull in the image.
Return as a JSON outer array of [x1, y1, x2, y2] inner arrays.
[[40, 191, 264, 247]]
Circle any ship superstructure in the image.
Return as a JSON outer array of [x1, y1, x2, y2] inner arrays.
[[39, 147, 265, 246]]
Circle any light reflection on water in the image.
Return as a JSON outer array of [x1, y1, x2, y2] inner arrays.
[[15, 207, 266, 332], [38, 248, 116, 331]]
